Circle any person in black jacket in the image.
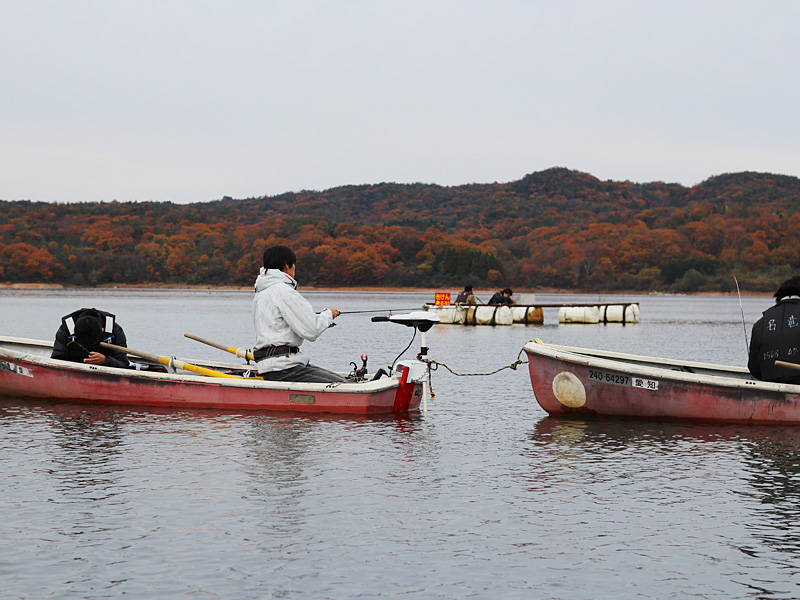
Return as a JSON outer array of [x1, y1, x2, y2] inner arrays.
[[51, 308, 131, 368], [488, 288, 516, 305], [748, 276, 800, 384]]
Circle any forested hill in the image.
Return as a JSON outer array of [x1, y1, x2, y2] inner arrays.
[[2, 168, 800, 292]]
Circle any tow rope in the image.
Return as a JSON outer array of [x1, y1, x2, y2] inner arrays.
[[418, 349, 529, 400]]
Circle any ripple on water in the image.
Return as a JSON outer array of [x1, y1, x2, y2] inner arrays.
[[2, 292, 800, 599]]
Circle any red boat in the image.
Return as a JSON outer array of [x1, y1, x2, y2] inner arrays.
[[524, 340, 800, 424], [0, 333, 429, 415]]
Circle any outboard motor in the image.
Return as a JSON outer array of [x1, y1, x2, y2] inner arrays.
[[372, 311, 440, 413]]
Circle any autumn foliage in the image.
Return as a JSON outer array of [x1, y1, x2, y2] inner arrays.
[[2, 168, 799, 292]]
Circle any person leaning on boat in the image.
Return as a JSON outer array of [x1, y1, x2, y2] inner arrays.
[[51, 308, 131, 368], [252, 245, 345, 383], [748, 275, 800, 384]]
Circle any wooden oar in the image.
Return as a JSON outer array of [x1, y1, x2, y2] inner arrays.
[[184, 333, 254, 361], [100, 342, 243, 379], [776, 360, 800, 372]]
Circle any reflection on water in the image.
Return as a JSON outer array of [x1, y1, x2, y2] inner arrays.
[[529, 416, 800, 595], [3, 290, 800, 599], [738, 427, 800, 561]]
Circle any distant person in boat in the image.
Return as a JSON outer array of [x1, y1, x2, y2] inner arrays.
[[455, 285, 476, 304], [748, 275, 800, 384], [51, 308, 131, 368], [253, 245, 345, 383], [488, 288, 516, 305]]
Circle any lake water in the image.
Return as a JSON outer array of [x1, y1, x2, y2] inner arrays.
[[2, 289, 799, 599]]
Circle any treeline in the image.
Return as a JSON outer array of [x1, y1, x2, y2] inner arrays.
[[2, 168, 800, 292]]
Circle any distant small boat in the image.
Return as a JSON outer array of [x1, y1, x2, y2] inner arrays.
[[523, 340, 800, 423], [0, 335, 427, 414]]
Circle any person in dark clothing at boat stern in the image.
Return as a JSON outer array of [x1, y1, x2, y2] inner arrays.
[[748, 276, 800, 384], [51, 308, 131, 368], [488, 288, 516, 305]]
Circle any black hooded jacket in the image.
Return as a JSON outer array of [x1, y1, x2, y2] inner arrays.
[[51, 308, 130, 369], [748, 297, 800, 384]]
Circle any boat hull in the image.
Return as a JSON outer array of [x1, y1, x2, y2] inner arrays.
[[524, 341, 800, 424], [0, 337, 422, 414]]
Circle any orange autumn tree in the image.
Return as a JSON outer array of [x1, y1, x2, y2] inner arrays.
[[2, 169, 800, 291]]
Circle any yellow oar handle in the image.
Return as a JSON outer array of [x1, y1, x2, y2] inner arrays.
[[184, 333, 254, 361], [101, 342, 242, 379]]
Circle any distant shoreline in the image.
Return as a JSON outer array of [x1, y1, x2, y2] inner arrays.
[[0, 282, 772, 297]]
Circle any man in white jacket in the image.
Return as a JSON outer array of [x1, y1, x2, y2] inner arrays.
[[252, 245, 345, 382]]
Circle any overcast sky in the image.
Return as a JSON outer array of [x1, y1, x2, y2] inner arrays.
[[2, 0, 798, 203]]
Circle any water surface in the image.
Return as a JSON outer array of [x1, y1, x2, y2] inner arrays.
[[2, 290, 798, 599]]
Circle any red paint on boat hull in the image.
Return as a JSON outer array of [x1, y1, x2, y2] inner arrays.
[[0, 354, 421, 415], [393, 366, 421, 412], [524, 343, 800, 424]]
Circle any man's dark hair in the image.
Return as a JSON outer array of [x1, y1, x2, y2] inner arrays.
[[503, 288, 513, 296], [774, 276, 800, 302], [464, 285, 473, 292], [263, 245, 296, 271]]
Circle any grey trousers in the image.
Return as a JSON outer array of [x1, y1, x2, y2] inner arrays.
[[260, 363, 345, 383]]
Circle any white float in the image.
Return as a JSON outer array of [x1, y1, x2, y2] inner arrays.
[[511, 306, 544, 324], [558, 306, 601, 324], [558, 304, 640, 324], [598, 303, 640, 324], [466, 305, 513, 326]]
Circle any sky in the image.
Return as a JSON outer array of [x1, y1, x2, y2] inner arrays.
[[2, 0, 798, 203]]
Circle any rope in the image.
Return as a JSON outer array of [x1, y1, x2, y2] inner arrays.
[[415, 349, 529, 401], [419, 348, 528, 377]]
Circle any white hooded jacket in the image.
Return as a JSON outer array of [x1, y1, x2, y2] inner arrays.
[[252, 268, 334, 373]]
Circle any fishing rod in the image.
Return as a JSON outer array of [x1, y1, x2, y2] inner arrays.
[[337, 308, 422, 315], [734, 276, 750, 358]]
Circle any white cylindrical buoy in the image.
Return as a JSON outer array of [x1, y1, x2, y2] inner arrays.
[[467, 305, 513, 325], [598, 304, 641, 324], [558, 306, 601, 324], [511, 306, 544, 324]]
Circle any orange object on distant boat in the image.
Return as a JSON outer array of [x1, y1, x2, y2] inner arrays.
[[434, 292, 451, 306]]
